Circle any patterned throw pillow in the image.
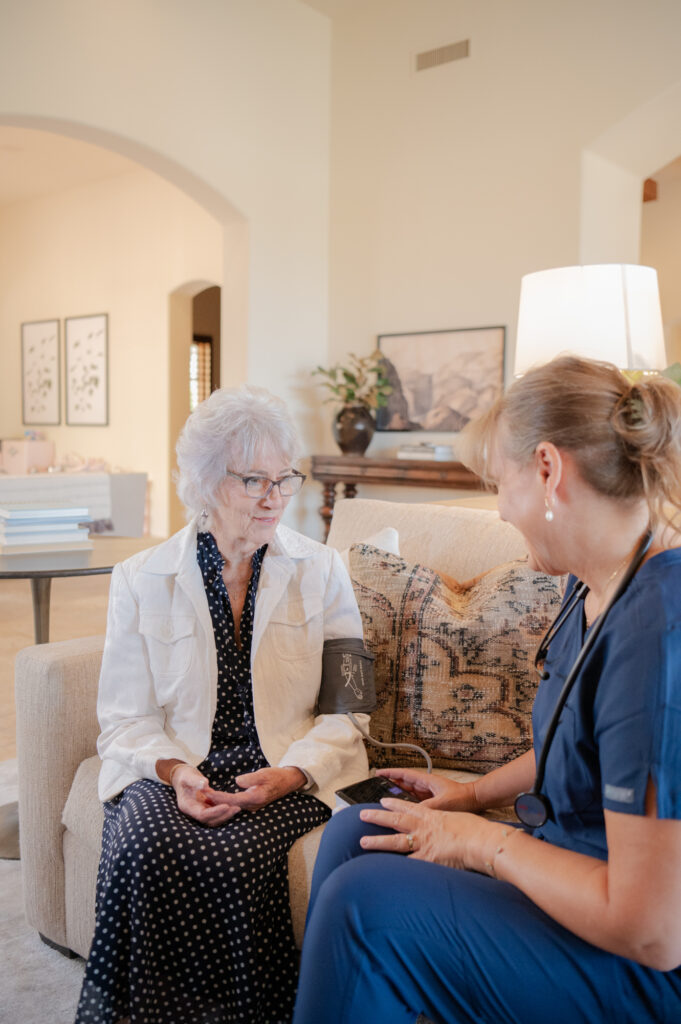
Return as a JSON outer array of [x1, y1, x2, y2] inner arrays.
[[348, 544, 565, 773]]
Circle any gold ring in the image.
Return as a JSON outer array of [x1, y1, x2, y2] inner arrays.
[[406, 834, 414, 853]]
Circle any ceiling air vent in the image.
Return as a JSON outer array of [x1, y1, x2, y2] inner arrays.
[[416, 39, 469, 72]]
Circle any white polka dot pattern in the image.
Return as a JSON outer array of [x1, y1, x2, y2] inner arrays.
[[75, 533, 329, 1023]]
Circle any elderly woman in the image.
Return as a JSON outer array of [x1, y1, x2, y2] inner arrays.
[[293, 356, 681, 1024], [75, 386, 369, 1024]]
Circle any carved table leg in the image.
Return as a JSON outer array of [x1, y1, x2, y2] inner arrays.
[[343, 483, 358, 500], [320, 481, 337, 541]]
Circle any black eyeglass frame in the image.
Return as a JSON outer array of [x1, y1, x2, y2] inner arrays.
[[224, 468, 306, 499]]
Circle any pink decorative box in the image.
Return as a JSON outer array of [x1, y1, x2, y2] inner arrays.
[[1, 439, 55, 474]]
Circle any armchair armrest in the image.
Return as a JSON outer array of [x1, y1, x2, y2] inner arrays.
[[15, 636, 104, 947]]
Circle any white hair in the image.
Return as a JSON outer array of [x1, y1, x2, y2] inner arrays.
[[175, 385, 302, 520]]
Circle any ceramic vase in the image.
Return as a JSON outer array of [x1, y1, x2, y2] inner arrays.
[[332, 404, 375, 455]]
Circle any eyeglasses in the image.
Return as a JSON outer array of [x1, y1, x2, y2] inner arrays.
[[224, 469, 306, 499]]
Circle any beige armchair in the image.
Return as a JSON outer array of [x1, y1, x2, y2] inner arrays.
[[16, 635, 103, 958], [15, 634, 324, 959]]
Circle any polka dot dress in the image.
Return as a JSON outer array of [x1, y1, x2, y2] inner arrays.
[[75, 533, 330, 1024]]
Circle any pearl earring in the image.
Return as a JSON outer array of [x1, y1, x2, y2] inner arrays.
[[544, 497, 554, 523], [200, 506, 208, 523]]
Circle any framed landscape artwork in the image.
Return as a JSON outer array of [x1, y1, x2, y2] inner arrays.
[[21, 319, 61, 425], [376, 326, 506, 432], [65, 314, 109, 426]]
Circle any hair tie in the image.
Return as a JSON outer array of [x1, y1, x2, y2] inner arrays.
[[617, 387, 645, 428]]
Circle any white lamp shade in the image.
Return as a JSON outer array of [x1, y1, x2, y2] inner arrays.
[[514, 264, 666, 376]]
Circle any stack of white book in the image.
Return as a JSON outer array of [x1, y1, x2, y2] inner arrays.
[[396, 443, 455, 461], [0, 505, 93, 555]]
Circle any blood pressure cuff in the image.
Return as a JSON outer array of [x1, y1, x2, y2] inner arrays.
[[317, 638, 376, 714]]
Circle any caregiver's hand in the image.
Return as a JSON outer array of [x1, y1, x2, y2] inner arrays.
[[359, 799, 508, 874], [375, 767, 480, 811]]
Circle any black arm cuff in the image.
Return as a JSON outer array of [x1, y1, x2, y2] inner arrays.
[[317, 638, 376, 714]]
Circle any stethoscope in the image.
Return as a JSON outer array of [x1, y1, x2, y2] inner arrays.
[[514, 528, 654, 829]]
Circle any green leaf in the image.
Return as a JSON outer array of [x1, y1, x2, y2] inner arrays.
[[311, 350, 393, 407], [662, 363, 681, 386]]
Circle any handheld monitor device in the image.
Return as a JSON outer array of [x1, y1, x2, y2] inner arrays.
[[335, 775, 419, 809]]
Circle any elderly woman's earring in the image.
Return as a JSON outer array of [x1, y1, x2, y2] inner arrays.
[[544, 497, 554, 523], [200, 506, 208, 525]]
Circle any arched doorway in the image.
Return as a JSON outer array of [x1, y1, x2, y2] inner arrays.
[[168, 282, 221, 535], [191, 286, 221, 410], [0, 117, 247, 536]]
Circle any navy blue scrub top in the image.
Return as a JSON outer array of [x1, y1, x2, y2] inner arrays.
[[531, 548, 681, 859]]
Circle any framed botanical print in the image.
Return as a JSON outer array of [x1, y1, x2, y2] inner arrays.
[[21, 319, 61, 425], [65, 314, 109, 426]]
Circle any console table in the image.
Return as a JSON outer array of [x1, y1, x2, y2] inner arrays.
[[310, 454, 486, 539]]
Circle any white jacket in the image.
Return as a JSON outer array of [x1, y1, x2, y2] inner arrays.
[[97, 519, 369, 807]]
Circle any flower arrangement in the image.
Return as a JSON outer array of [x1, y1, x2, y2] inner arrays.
[[312, 351, 392, 410]]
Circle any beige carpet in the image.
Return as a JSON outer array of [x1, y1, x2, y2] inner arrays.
[[0, 759, 85, 1023], [0, 859, 85, 1023]]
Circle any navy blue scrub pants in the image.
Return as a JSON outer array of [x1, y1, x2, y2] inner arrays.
[[292, 805, 681, 1024]]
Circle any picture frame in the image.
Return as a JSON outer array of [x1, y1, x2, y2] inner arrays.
[[376, 326, 506, 432], [21, 319, 61, 425], [65, 314, 109, 426]]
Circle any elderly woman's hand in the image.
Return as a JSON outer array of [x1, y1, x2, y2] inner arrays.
[[168, 765, 306, 823], [358, 799, 507, 874], [170, 764, 244, 826], [231, 767, 307, 810]]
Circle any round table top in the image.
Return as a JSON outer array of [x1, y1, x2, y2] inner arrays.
[[0, 534, 163, 579]]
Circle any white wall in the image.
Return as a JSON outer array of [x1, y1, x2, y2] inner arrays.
[[641, 178, 681, 366], [0, 0, 331, 536], [579, 152, 643, 266], [322, 0, 681, 469], [0, 169, 223, 535]]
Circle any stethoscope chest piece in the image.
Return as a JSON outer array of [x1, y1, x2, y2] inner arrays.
[[514, 791, 550, 829]]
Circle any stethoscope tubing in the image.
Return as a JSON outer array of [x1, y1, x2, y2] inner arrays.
[[518, 529, 654, 826]]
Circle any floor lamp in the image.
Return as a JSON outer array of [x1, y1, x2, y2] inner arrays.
[[514, 264, 667, 376]]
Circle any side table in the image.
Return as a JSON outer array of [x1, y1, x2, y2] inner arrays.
[[310, 454, 485, 539]]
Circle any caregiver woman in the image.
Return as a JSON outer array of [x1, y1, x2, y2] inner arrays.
[[75, 386, 369, 1024], [293, 356, 681, 1024]]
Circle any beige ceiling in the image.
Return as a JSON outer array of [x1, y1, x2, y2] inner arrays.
[[298, 0, 340, 16], [0, 126, 138, 208]]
